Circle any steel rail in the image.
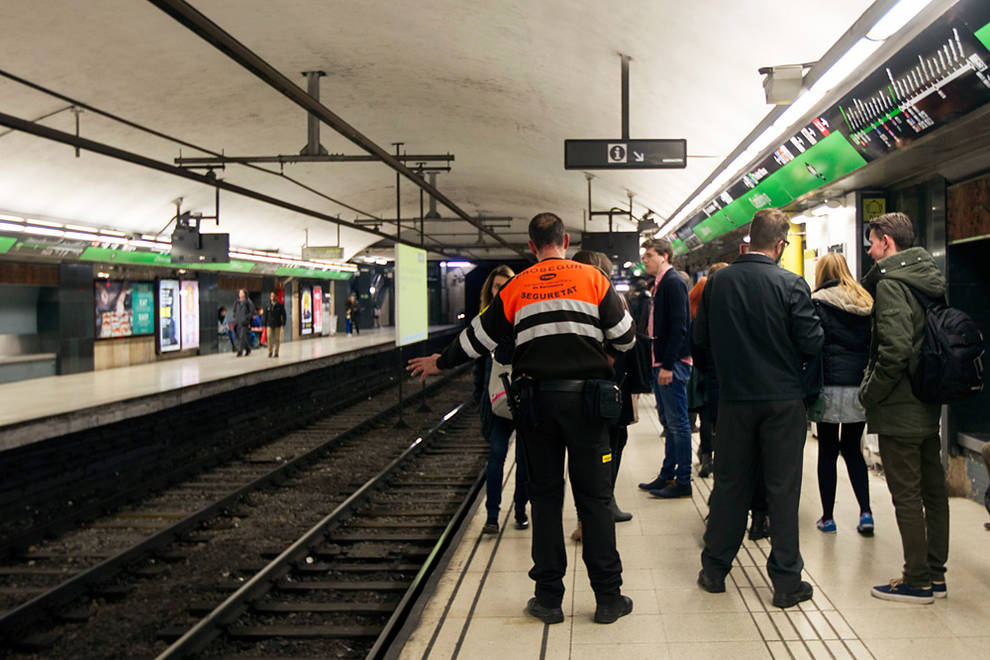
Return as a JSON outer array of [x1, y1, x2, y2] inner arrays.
[[0, 110, 445, 254], [0, 362, 466, 642], [146, 0, 527, 259], [156, 401, 470, 659]]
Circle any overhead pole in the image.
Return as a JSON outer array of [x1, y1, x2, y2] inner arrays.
[[620, 53, 631, 140], [147, 0, 526, 258]]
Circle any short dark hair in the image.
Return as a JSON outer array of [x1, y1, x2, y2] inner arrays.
[[868, 212, 914, 250], [641, 238, 672, 259], [528, 212, 566, 249], [749, 208, 790, 251]]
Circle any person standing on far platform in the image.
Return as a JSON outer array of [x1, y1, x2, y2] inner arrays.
[[637, 237, 693, 498], [694, 208, 824, 609], [408, 212, 637, 626], [232, 289, 256, 357], [265, 291, 286, 358], [860, 212, 949, 604]]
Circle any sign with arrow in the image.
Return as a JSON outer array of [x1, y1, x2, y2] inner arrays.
[[564, 139, 687, 170]]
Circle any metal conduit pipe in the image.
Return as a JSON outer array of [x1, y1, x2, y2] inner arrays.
[[0, 110, 449, 255], [146, 0, 527, 259]]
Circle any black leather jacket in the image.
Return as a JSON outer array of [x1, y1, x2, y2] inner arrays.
[[693, 253, 824, 401]]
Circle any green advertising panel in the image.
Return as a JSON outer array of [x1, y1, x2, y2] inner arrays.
[[395, 243, 428, 347], [0, 236, 16, 253], [132, 282, 154, 335]]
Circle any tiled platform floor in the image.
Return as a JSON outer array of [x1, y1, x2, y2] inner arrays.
[[402, 396, 990, 659]]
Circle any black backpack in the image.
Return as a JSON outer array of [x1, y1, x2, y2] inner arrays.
[[904, 284, 984, 404]]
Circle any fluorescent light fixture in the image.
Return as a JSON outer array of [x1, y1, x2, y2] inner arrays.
[[64, 231, 99, 241], [868, 0, 934, 40], [22, 226, 65, 238], [98, 228, 127, 237], [0, 221, 26, 233], [0, 214, 24, 223], [96, 271, 110, 278], [64, 224, 97, 233], [668, 0, 932, 239], [615, 283, 631, 292], [26, 218, 63, 228], [444, 261, 473, 268]]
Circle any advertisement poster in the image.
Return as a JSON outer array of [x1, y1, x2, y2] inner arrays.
[[312, 285, 323, 335], [300, 285, 313, 336], [395, 244, 428, 346], [158, 279, 181, 352], [179, 280, 200, 350], [94, 280, 154, 338]]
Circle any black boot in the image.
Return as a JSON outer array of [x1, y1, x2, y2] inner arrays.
[[608, 495, 633, 523], [698, 452, 713, 479], [748, 511, 770, 541]]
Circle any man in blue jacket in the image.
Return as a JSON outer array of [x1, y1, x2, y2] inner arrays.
[[637, 237, 693, 498], [694, 208, 824, 608]]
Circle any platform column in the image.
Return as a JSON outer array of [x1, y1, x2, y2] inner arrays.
[[54, 263, 94, 374]]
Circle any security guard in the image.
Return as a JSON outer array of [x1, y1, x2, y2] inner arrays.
[[408, 213, 637, 625]]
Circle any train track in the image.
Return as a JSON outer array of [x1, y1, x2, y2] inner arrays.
[[157, 402, 486, 659], [0, 365, 483, 658]]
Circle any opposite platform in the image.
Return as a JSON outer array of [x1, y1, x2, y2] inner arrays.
[[402, 396, 990, 659], [0, 326, 453, 450]]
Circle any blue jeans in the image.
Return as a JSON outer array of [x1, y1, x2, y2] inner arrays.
[[485, 416, 529, 522], [652, 362, 692, 485]]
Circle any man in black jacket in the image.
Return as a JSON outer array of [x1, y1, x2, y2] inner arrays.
[[637, 238, 693, 498], [694, 208, 824, 608], [232, 289, 256, 357], [264, 291, 287, 358]]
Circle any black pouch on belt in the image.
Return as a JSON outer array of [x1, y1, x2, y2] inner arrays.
[[583, 379, 622, 424]]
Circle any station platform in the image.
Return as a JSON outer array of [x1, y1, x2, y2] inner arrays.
[[402, 396, 990, 659], [0, 326, 453, 451]]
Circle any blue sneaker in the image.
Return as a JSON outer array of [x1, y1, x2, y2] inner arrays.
[[932, 580, 947, 599], [871, 578, 934, 603], [816, 517, 836, 533], [857, 512, 875, 536]]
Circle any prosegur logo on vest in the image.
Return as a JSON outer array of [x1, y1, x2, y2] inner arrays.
[[539, 272, 557, 281]]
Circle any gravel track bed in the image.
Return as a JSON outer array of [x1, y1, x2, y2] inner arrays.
[[5, 373, 475, 659]]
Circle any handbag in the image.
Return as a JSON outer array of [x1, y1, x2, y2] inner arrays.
[[488, 353, 513, 419]]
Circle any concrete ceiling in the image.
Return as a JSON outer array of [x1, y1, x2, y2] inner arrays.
[[0, 0, 876, 262]]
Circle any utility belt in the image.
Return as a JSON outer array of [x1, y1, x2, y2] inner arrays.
[[507, 377, 622, 426]]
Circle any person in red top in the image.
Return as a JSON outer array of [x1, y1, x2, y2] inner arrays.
[[409, 213, 636, 625]]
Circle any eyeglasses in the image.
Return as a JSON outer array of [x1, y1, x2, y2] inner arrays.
[[780, 238, 790, 248]]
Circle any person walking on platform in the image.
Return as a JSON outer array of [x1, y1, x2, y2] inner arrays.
[[408, 212, 637, 625], [265, 291, 286, 358], [232, 289, 256, 357], [694, 208, 824, 609], [810, 252, 874, 536], [475, 264, 529, 534], [860, 212, 949, 604], [346, 294, 361, 335], [637, 237, 693, 498]]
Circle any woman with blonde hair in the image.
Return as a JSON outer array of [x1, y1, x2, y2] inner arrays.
[[811, 252, 874, 536], [475, 265, 529, 533]]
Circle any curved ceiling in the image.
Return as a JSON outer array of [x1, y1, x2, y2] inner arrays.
[[0, 0, 875, 262]]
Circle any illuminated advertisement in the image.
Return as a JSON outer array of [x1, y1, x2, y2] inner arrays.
[[94, 280, 154, 338], [300, 285, 313, 336], [395, 244, 428, 346], [676, 0, 990, 254], [179, 280, 200, 350], [313, 285, 323, 335], [158, 279, 181, 352]]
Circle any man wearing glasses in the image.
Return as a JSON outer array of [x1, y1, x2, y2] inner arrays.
[[693, 208, 824, 608]]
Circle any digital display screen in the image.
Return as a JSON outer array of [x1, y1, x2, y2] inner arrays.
[[158, 279, 181, 352], [395, 244, 428, 347], [94, 280, 154, 338], [677, 0, 990, 254], [179, 280, 199, 350], [300, 285, 313, 336], [313, 285, 323, 335]]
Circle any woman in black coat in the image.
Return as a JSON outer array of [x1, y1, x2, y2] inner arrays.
[[811, 253, 874, 536]]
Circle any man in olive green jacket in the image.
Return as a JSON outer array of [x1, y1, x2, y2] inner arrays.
[[859, 212, 948, 605]]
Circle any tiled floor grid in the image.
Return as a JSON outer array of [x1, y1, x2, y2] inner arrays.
[[401, 396, 990, 659]]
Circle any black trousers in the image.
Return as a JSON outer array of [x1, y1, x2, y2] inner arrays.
[[518, 390, 622, 607], [702, 399, 807, 593], [236, 323, 251, 353]]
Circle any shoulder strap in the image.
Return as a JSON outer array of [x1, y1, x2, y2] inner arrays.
[[897, 281, 945, 310]]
